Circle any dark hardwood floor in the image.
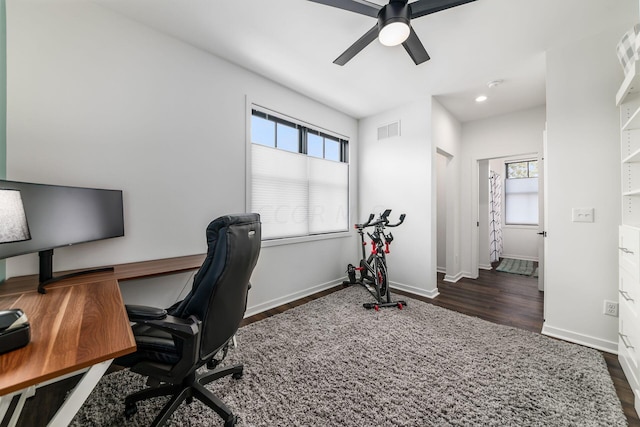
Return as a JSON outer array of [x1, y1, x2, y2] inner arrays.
[[8, 267, 638, 426]]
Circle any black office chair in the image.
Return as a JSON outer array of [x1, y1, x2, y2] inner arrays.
[[115, 213, 261, 427]]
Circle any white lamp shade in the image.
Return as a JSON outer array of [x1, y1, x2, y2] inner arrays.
[[379, 22, 410, 46], [0, 189, 31, 243]]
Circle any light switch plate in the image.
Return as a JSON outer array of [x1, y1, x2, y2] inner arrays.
[[572, 208, 594, 223]]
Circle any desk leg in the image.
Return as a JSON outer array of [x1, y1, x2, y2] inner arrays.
[[47, 359, 112, 427], [0, 394, 11, 424], [0, 386, 36, 427]]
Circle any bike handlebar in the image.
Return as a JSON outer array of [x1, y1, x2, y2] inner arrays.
[[355, 213, 375, 229], [386, 213, 406, 228], [355, 210, 406, 230]]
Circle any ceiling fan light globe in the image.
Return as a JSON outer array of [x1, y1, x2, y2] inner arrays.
[[379, 22, 410, 46]]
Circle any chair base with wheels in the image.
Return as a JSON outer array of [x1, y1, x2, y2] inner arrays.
[[124, 364, 244, 427]]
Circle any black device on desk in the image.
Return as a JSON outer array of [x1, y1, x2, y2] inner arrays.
[[0, 309, 30, 354]]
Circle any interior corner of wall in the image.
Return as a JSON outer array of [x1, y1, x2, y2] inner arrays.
[[1, 0, 6, 282]]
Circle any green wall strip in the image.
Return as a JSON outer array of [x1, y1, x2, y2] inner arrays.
[[1, 0, 7, 280]]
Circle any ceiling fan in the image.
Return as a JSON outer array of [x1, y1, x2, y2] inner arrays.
[[309, 0, 476, 65]]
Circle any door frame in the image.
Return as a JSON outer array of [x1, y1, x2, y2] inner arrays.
[[471, 151, 543, 278]]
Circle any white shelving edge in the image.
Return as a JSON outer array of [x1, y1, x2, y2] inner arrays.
[[618, 59, 640, 106], [623, 189, 640, 197], [623, 147, 640, 163], [623, 105, 640, 130]]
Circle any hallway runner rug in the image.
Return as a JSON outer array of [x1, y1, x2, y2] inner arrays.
[[71, 285, 626, 426], [496, 257, 535, 276]]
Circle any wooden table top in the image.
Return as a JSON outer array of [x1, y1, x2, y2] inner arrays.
[[0, 279, 135, 395], [0, 254, 205, 396]]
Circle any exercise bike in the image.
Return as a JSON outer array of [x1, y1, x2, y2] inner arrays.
[[343, 209, 407, 310]]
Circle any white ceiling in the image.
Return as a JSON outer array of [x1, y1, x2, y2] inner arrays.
[[93, 0, 635, 122]]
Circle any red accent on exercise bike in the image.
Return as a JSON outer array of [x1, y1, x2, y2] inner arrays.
[[355, 267, 365, 271], [371, 242, 376, 255], [374, 305, 379, 311], [398, 303, 403, 310], [385, 242, 390, 254]]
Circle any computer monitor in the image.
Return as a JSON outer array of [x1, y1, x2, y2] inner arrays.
[[0, 180, 124, 293]]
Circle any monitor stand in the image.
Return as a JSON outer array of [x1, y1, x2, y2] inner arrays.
[[37, 249, 114, 294]]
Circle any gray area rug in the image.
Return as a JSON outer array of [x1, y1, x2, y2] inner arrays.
[[71, 286, 626, 426]]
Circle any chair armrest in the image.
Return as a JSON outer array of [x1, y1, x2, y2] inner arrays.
[[133, 314, 200, 340], [137, 315, 202, 379], [125, 305, 167, 321]]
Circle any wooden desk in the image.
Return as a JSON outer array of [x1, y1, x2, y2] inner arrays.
[[0, 280, 134, 396], [0, 254, 206, 297], [0, 254, 205, 426]]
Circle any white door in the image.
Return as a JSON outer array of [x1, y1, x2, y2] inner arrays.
[[537, 130, 547, 291]]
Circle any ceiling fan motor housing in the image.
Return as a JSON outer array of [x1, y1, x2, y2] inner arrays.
[[377, 1, 411, 33]]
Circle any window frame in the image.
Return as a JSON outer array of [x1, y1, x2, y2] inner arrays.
[[247, 103, 351, 245], [504, 159, 539, 227]]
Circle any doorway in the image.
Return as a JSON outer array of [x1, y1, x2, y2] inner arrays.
[[474, 153, 545, 290], [436, 148, 458, 282], [436, 151, 449, 274]]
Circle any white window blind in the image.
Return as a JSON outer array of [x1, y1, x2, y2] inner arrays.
[[505, 177, 538, 225], [251, 145, 348, 240], [308, 157, 349, 234], [252, 145, 308, 239]]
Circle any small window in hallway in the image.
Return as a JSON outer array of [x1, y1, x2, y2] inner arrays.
[[505, 160, 538, 225]]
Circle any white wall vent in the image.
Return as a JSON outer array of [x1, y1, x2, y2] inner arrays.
[[377, 120, 401, 140]]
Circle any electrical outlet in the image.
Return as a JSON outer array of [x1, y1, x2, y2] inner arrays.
[[603, 300, 619, 317]]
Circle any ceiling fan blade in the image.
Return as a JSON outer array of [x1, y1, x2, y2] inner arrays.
[[333, 24, 379, 66], [308, 0, 381, 18], [402, 27, 430, 65], [409, 0, 476, 19]]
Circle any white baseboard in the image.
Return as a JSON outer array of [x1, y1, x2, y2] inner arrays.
[[244, 277, 441, 318], [436, 266, 446, 274], [478, 263, 492, 270], [444, 270, 478, 282], [443, 272, 464, 283], [541, 322, 618, 353], [245, 278, 344, 318], [390, 281, 439, 299]]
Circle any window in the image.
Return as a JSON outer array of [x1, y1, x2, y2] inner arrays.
[[250, 108, 349, 240], [504, 160, 538, 225]]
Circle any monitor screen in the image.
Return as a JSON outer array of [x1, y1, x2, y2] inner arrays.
[[0, 180, 124, 261]]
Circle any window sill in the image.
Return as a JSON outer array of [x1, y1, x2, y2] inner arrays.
[[503, 224, 539, 230], [261, 231, 351, 247]]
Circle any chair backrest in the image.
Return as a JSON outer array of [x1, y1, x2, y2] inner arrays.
[[169, 213, 261, 361]]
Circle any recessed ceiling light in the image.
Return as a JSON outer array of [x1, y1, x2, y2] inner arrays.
[[475, 95, 488, 103]]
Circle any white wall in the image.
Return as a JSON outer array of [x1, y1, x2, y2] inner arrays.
[[459, 106, 546, 278], [358, 100, 437, 297], [432, 99, 462, 282], [5, 1, 359, 314], [543, 22, 631, 352]]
